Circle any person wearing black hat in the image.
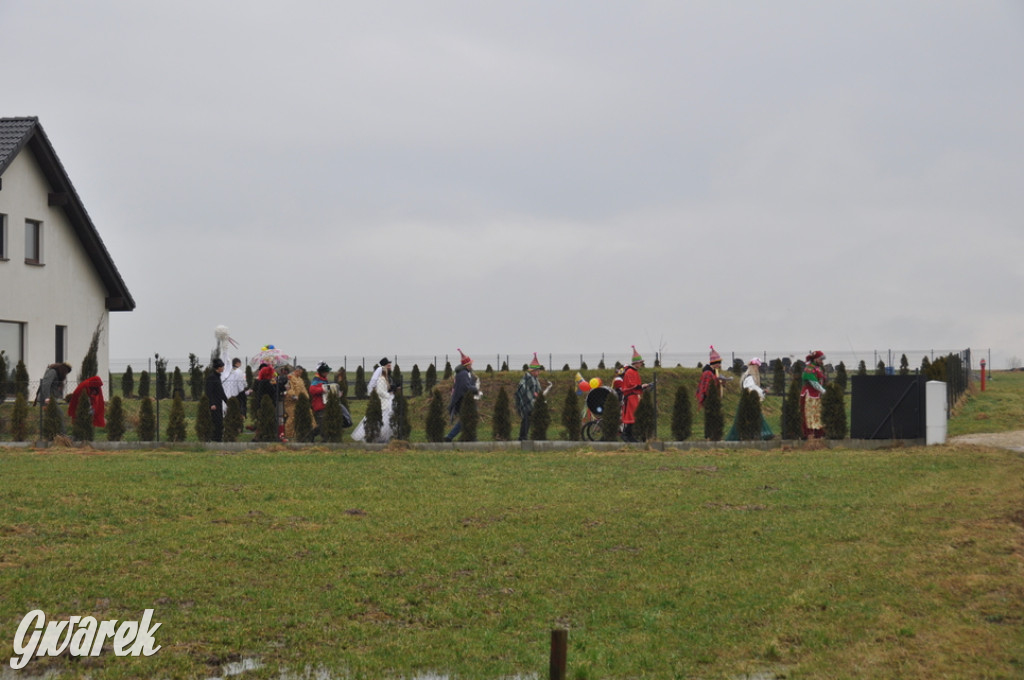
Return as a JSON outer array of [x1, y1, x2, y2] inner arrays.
[[309, 362, 332, 441], [206, 358, 229, 441]]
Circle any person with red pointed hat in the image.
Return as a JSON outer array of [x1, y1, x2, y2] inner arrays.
[[620, 345, 651, 442], [445, 349, 479, 441], [515, 353, 550, 440], [696, 345, 725, 409], [801, 350, 827, 439]]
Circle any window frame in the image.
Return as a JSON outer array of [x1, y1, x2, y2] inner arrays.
[[25, 219, 42, 265], [0, 213, 8, 260]]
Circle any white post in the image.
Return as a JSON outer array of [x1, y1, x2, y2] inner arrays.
[[925, 381, 947, 445]]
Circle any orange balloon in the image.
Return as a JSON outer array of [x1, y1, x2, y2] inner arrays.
[[579, 380, 592, 392]]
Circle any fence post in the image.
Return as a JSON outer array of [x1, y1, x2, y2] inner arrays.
[[550, 629, 567, 680]]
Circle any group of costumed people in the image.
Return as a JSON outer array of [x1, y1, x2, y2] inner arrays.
[[696, 345, 830, 440], [32, 362, 107, 435]]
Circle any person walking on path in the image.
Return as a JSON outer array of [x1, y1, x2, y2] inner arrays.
[[445, 349, 479, 442], [696, 345, 726, 409], [801, 350, 828, 439], [515, 353, 551, 440], [222, 357, 249, 418], [352, 358, 395, 443], [620, 346, 651, 442], [206, 359, 229, 441]]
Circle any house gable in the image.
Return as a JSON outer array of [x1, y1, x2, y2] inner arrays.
[[0, 117, 135, 311]]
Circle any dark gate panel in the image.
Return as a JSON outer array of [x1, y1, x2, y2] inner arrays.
[[850, 375, 926, 439]]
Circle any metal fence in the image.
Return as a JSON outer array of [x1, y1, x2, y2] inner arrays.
[[107, 348, 986, 376]]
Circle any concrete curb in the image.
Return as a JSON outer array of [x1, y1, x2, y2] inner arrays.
[[0, 438, 927, 452]]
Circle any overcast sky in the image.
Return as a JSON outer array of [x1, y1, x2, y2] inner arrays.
[[4, 1, 1023, 369]]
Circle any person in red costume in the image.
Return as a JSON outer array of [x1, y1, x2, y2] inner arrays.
[[696, 345, 724, 409], [68, 375, 106, 427], [620, 345, 651, 442]]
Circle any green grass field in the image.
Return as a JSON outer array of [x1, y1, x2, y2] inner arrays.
[[0, 372, 1022, 679]]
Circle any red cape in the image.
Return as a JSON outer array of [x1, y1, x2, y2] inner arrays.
[[68, 376, 106, 427]]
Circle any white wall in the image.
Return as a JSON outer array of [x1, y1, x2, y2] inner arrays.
[[0, 147, 111, 395]]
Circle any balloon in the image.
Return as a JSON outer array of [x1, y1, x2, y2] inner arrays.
[[589, 377, 602, 389], [579, 380, 592, 392]]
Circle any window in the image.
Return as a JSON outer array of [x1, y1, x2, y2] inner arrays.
[[0, 320, 25, 364], [55, 325, 68, 363], [0, 213, 8, 260], [25, 219, 42, 264]]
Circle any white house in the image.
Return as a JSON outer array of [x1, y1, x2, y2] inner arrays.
[[0, 117, 134, 394]]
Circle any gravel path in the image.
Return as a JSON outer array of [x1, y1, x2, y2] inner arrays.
[[949, 430, 1024, 452]]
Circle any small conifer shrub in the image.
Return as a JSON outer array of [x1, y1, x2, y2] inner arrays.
[[425, 389, 446, 442], [172, 367, 185, 400], [599, 391, 621, 441], [354, 366, 367, 399], [78, 321, 101, 382], [166, 394, 187, 442], [835, 361, 848, 391], [771, 359, 786, 396], [106, 395, 125, 441], [138, 398, 156, 441], [195, 395, 212, 442], [560, 386, 580, 441], [138, 371, 151, 398], [257, 395, 277, 442], [410, 364, 423, 397], [122, 366, 135, 399], [876, 360, 886, 376], [294, 393, 313, 442], [823, 383, 847, 440], [443, 361, 453, 380], [155, 354, 169, 400], [72, 396, 94, 442], [633, 393, 657, 441], [390, 391, 412, 441], [857, 360, 868, 377], [459, 392, 479, 442], [11, 392, 30, 441], [425, 364, 438, 392], [364, 391, 383, 443], [323, 391, 345, 443], [529, 392, 551, 441], [734, 389, 763, 441], [15, 360, 29, 399], [43, 398, 63, 441], [223, 397, 244, 443], [782, 376, 803, 440], [702, 379, 724, 442], [0, 350, 8, 404], [492, 387, 512, 441], [671, 384, 692, 441]]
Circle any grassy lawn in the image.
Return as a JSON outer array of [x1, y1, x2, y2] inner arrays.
[[0, 372, 1021, 679]]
